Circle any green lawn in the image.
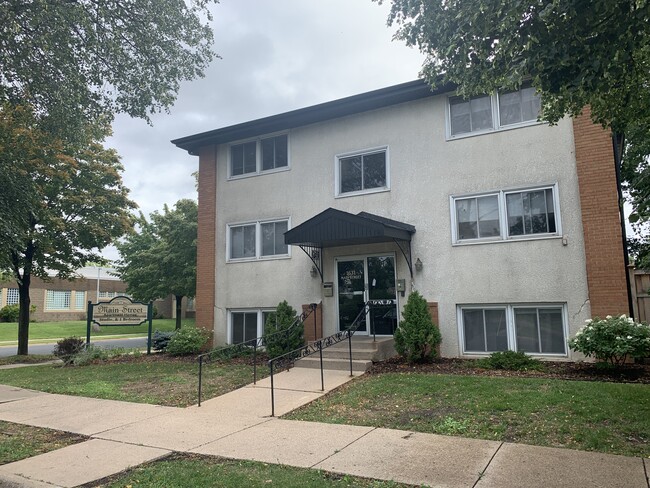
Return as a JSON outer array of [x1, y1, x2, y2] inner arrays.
[[286, 373, 650, 457], [0, 420, 86, 465], [99, 455, 412, 488], [0, 318, 191, 342], [0, 354, 58, 366], [0, 355, 257, 407]]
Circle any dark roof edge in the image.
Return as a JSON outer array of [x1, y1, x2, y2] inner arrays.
[[172, 79, 454, 155]]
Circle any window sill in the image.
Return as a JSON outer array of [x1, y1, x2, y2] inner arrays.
[[461, 351, 568, 358], [335, 187, 390, 199], [446, 119, 545, 141], [452, 234, 562, 247], [228, 166, 290, 181], [227, 255, 291, 264]]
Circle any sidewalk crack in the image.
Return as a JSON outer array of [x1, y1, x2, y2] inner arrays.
[[472, 441, 503, 488], [309, 426, 377, 469]]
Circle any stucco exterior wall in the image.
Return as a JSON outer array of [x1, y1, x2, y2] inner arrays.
[[210, 93, 592, 358]]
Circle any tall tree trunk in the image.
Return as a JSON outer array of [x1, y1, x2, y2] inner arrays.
[[17, 273, 31, 356], [175, 294, 183, 330]]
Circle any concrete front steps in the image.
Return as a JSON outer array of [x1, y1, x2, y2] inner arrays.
[[294, 336, 396, 373]]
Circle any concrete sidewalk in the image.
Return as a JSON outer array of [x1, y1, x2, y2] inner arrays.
[[0, 369, 648, 488]]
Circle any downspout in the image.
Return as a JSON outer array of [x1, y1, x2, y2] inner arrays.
[[612, 132, 635, 318]]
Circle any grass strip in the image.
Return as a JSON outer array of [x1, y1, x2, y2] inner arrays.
[[0, 318, 193, 342], [0, 355, 261, 407], [89, 454, 413, 488], [0, 420, 86, 465], [286, 372, 650, 457]]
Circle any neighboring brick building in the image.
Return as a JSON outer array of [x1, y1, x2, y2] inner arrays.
[[0, 267, 194, 322], [173, 79, 629, 359]]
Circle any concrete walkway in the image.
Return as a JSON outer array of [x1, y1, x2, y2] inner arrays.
[[0, 368, 648, 488]]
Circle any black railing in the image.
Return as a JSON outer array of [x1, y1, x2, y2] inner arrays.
[[197, 303, 318, 406], [268, 300, 372, 417]]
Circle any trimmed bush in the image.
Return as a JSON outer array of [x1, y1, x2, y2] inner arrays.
[[394, 291, 442, 363], [152, 330, 175, 351], [476, 350, 544, 371], [263, 301, 304, 359], [0, 305, 19, 322], [569, 314, 650, 365], [53, 336, 85, 365], [166, 325, 209, 356]]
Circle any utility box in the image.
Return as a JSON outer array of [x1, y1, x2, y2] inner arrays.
[[323, 282, 333, 297]]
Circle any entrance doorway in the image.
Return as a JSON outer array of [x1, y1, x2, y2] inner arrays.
[[336, 255, 398, 335]]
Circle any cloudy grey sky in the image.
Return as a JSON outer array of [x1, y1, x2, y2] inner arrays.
[[103, 0, 424, 261]]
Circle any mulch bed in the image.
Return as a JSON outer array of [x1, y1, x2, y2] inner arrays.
[[369, 357, 650, 384]]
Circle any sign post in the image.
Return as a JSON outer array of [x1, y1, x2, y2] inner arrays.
[[86, 296, 153, 354]]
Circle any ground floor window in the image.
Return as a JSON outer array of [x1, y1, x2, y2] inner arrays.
[[459, 304, 567, 355], [228, 309, 275, 344], [46, 290, 71, 310], [6, 288, 19, 306]]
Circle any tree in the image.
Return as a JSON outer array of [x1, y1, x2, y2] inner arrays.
[[394, 291, 441, 363], [1, 0, 218, 140], [0, 103, 136, 355], [116, 199, 197, 330], [382, 0, 650, 133]]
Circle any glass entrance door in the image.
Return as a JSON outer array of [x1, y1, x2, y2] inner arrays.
[[336, 255, 397, 335], [337, 259, 366, 333]]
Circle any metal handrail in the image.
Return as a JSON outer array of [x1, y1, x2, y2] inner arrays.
[[268, 301, 372, 416], [197, 303, 318, 406]]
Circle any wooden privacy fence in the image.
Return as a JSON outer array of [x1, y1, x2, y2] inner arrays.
[[628, 266, 650, 322]]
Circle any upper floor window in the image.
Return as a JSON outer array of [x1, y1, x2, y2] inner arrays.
[[227, 218, 290, 261], [229, 134, 289, 178], [336, 147, 389, 197], [448, 84, 541, 138], [451, 184, 559, 244]]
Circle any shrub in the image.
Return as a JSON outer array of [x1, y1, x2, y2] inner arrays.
[[53, 336, 85, 365], [0, 304, 36, 322], [72, 345, 109, 366], [569, 314, 650, 365], [152, 330, 175, 351], [166, 325, 209, 356], [476, 350, 544, 371], [263, 301, 304, 359], [0, 305, 19, 322], [394, 291, 442, 363]]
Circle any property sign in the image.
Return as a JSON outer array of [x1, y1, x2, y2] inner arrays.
[[86, 296, 153, 354], [92, 297, 148, 326]]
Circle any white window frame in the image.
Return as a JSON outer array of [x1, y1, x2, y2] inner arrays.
[[457, 303, 568, 357], [334, 146, 390, 198], [450, 183, 562, 245], [45, 290, 72, 311], [226, 217, 291, 262], [446, 85, 543, 140], [227, 132, 290, 180], [6, 288, 19, 306], [227, 308, 275, 344]]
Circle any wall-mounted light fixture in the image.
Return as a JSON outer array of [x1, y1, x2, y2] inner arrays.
[[310, 266, 318, 278], [415, 258, 423, 272]]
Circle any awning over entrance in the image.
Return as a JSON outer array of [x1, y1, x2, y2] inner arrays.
[[284, 208, 416, 281]]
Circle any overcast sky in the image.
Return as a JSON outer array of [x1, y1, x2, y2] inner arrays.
[[102, 0, 424, 261]]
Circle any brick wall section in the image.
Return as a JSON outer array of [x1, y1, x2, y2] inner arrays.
[[196, 145, 217, 337], [302, 302, 323, 342], [427, 301, 441, 356], [573, 109, 629, 317]]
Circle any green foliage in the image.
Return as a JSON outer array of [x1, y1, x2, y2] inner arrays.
[[393, 291, 441, 363], [383, 0, 650, 134], [71, 345, 109, 366], [152, 330, 176, 352], [53, 337, 85, 365], [569, 315, 650, 365], [116, 199, 197, 330], [0, 0, 217, 141], [263, 301, 304, 359], [166, 325, 209, 356], [476, 351, 545, 371], [0, 305, 19, 322]]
